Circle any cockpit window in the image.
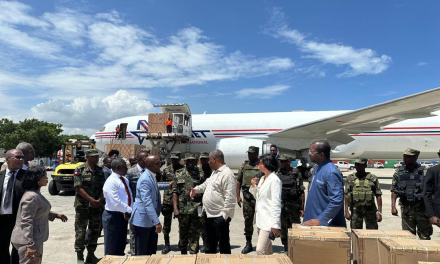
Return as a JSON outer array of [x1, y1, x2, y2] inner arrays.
[[99, 126, 106, 132]]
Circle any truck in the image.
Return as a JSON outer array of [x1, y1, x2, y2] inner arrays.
[[48, 139, 96, 195], [335, 161, 354, 171]]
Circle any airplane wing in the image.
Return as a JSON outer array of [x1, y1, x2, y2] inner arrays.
[[269, 87, 440, 144]]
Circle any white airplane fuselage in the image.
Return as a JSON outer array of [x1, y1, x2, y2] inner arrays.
[[91, 111, 440, 169]]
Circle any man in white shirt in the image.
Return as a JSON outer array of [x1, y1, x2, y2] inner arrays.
[[102, 158, 133, 256], [190, 150, 236, 254], [0, 149, 26, 263]]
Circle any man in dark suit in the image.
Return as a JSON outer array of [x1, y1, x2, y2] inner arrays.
[[0, 149, 26, 264], [424, 150, 440, 227]]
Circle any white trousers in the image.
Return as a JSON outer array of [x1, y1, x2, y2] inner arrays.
[[256, 228, 273, 255]]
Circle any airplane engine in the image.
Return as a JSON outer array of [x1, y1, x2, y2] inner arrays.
[[331, 140, 365, 159], [217, 138, 269, 169]]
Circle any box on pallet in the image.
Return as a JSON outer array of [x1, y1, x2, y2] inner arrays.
[[352, 229, 417, 264], [288, 229, 350, 264], [379, 238, 440, 264], [291, 224, 347, 232], [148, 113, 172, 133]]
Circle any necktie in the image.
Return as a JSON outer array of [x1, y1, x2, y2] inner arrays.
[[119, 176, 132, 207], [4, 171, 15, 210]]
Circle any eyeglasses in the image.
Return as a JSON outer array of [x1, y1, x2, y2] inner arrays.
[[308, 149, 319, 154], [8, 155, 25, 160]]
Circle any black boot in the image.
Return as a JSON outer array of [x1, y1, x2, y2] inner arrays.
[[85, 251, 100, 264], [200, 238, 205, 253], [162, 235, 171, 254], [241, 236, 253, 254], [283, 244, 288, 254], [77, 251, 85, 264], [181, 249, 188, 255]]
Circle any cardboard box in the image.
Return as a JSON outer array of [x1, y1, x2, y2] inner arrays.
[[291, 224, 347, 232], [379, 238, 440, 264], [352, 229, 417, 264], [419, 262, 440, 264], [288, 229, 350, 264], [124, 256, 150, 264], [98, 255, 126, 264], [145, 256, 174, 264], [241, 255, 292, 264], [196, 254, 243, 264]]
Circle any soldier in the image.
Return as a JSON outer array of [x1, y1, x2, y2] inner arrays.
[[198, 151, 212, 253], [276, 154, 305, 252], [74, 149, 105, 264], [236, 146, 263, 254], [391, 148, 433, 239], [172, 153, 204, 254], [161, 151, 184, 254], [344, 158, 382, 229]]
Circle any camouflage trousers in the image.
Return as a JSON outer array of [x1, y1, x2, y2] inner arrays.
[[129, 224, 136, 254], [401, 203, 433, 240], [242, 189, 256, 237], [350, 205, 378, 230], [280, 202, 302, 246], [199, 211, 206, 243], [178, 211, 201, 251], [74, 207, 102, 252], [161, 204, 174, 236]]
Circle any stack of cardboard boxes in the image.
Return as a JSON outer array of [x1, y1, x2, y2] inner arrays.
[[98, 254, 292, 264], [287, 224, 440, 264], [148, 113, 172, 133], [105, 144, 146, 159]]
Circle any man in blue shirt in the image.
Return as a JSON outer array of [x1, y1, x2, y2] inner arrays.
[[303, 140, 346, 227]]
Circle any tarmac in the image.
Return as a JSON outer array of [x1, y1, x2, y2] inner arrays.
[[32, 168, 440, 263]]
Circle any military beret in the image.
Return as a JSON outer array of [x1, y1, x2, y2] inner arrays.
[[247, 146, 259, 153], [278, 154, 292, 161], [86, 149, 100, 156], [170, 151, 182, 159], [184, 152, 197, 160], [354, 157, 368, 165], [403, 148, 420, 156], [200, 152, 209, 158]]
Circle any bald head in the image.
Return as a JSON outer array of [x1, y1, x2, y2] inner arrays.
[[6, 149, 25, 171], [16, 142, 35, 164], [146, 155, 161, 173]]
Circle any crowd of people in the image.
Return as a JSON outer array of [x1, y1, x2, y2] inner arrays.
[[2, 139, 440, 264]]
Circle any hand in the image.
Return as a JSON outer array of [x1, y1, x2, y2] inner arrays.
[[376, 213, 382, 223], [57, 214, 68, 222], [190, 188, 196, 200], [155, 223, 162, 233], [24, 247, 41, 262], [300, 210, 304, 218], [237, 196, 242, 208], [169, 181, 173, 189], [270, 228, 280, 237], [251, 177, 259, 187], [173, 208, 180, 217], [429, 216, 440, 226], [302, 219, 321, 226], [91, 199, 101, 208], [345, 211, 351, 221], [391, 206, 398, 216], [124, 213, 131, 221]]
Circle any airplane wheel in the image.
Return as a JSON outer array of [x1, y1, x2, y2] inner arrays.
[[48, 180, 60, 195]]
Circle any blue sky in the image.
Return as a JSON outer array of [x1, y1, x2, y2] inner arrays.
[[0, 0, 439, 135]]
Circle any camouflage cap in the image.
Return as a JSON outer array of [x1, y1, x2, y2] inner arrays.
[[184, 152, 197, 160], [200, 151, 210, 159], [85, 149, 100, 156], [277, 154, 292, 161], [170, 151, 181, 159], [354, 157, 368, 165], [247, 146, 259, 153], [403, 148, 420, 156]]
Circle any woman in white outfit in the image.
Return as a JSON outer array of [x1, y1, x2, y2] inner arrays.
[[249, 154, 282, 255]]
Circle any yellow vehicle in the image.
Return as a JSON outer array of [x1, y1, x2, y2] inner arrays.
[[49, 139, 96, 195]]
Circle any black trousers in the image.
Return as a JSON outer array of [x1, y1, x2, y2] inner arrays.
[[205, 216, 231, 254], [133, 225, 158, 255], [102, 210, 128, 256], [0, 214, 17, 264], [166, 125, 172, 133]]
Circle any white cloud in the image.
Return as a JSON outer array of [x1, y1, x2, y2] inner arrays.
[[416, 62, 428, 66], [235, 85, 290, 99], [28, 90, 154, 134], [375, 91, 398, 97], [0, 1, 294, 95], [265, 7, 392, 77]]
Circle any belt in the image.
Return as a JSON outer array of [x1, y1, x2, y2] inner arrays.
[[105, 210, 125, 217]]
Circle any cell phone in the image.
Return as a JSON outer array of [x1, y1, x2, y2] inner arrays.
[[269, 231, 276, 241]]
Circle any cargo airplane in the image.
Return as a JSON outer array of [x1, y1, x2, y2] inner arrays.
[[91, 88, 440, 169]]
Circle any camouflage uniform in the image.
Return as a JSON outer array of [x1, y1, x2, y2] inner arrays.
[[162, 162, 184, 236], [345, 165, 382, 230], [172, 153, 205, 253], [73, 155, 105, 254], [237, 146, 263, 243], [198, 152, 212, 251], [276, 154, 305, 250], [391, 148, 433, 240]]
